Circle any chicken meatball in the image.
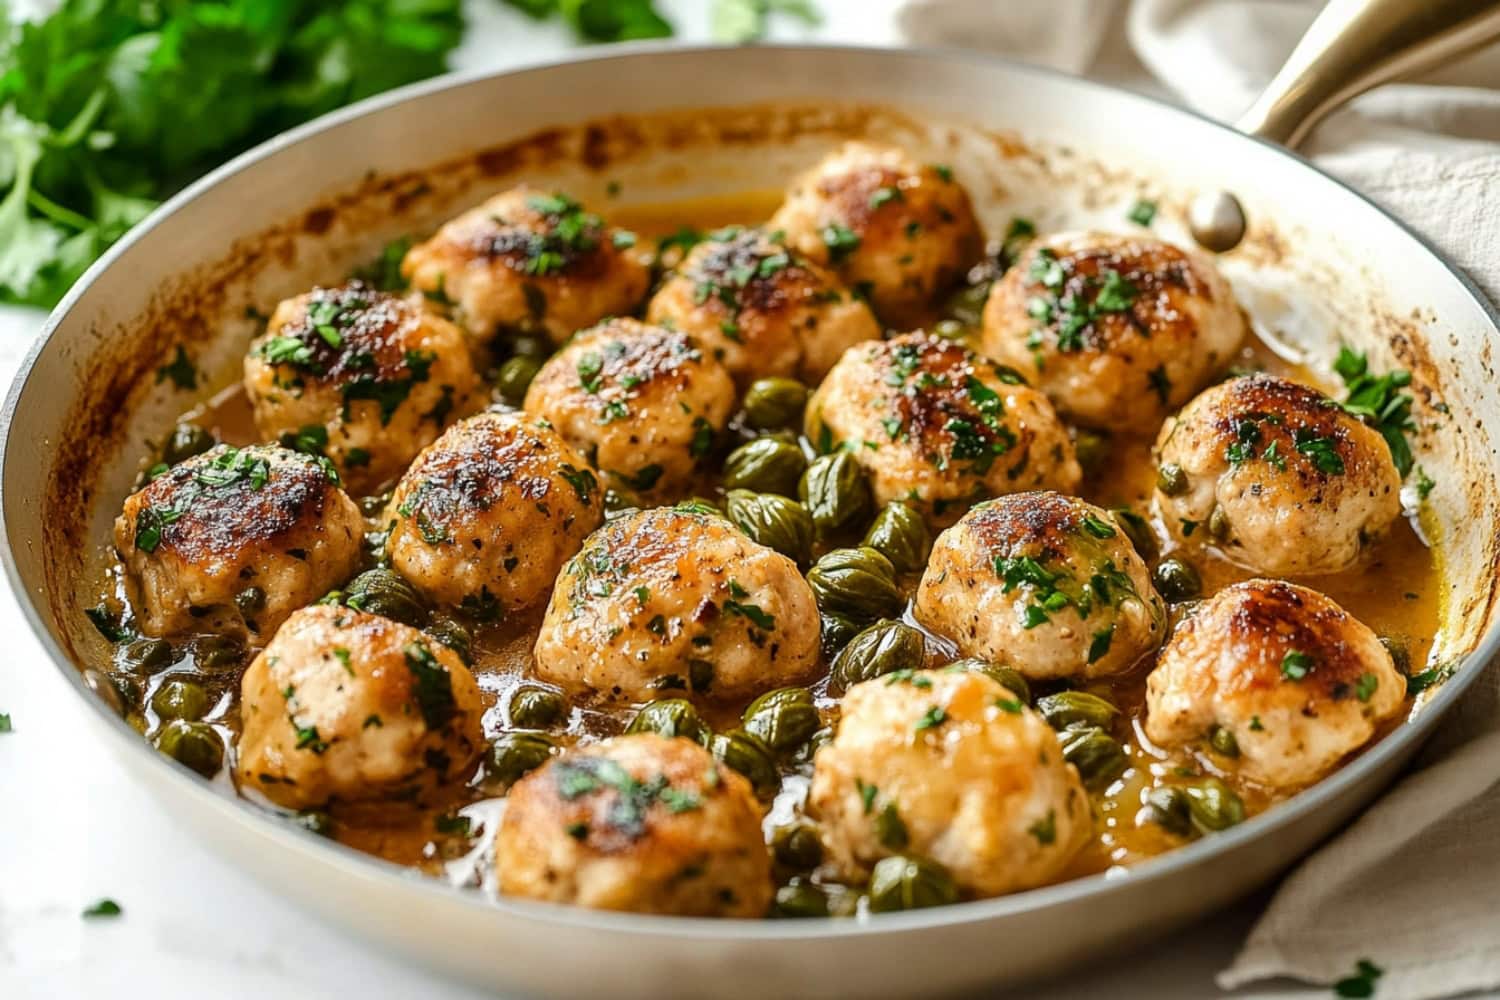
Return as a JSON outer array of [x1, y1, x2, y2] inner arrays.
[[497, 734, 772, 916], [114, 445, 363, 639], [534, 506, 820, 703], [245, 282, 480, 494], [1145, 579, 1405, 789], [981, 231, 1246, 434], [806, 331, 1080, 525], [237, 605, 484, 810], [915, 492, 1166, 680], [1153, 374, 1402, 575], [769, 142, 983, 326], [384, 410, 604, 616], [645, 226, 879, 387], [809, 668, 1089, 897], [401, 187, 650, 345], [524, 318, 735, 501]]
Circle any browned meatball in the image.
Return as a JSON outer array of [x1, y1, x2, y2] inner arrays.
[[401, 187, 651, 345], [114, 445, 363, 638], [496, 734, 772, 916]]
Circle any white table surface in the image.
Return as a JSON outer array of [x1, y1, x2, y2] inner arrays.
[[0, 2, 1322, 996]]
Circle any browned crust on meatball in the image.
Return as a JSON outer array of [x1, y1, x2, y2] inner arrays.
[[683, 228, 832, 322], [965, 489, 1100, 556], [126, 445, 341, 563], [255, 282, 440, 387], [818, 164, 981, 268]]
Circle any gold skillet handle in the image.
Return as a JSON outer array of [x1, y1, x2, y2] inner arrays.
[[1237, 0, 1500, 148]]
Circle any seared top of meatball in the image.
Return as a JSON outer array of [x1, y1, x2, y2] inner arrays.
[[853, 332, 1030, 478], [1172, 374, 1383, 486], [1181, 578, 1392, 703], [682, 227, 831, 318], [545, 319, 714, 427], [390, 410, 600, 542], [1016, 235, 1213, 354], [462, 189, 628, 281], [128, 445, 342, 562], [252, 283, 442, 400], [807, 150, 965, 251]]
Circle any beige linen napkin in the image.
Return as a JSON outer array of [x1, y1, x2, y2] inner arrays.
[[899, 2, 1500, 998]]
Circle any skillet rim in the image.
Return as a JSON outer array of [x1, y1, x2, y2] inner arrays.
[[2, 40, 1496, 942]]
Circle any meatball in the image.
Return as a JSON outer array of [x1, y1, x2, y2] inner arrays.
[[114, 445, 363, 639], [497, 734, 772, 916], [1153, 374, 1402, 575], [534, 506, 820, 703], [981, 231, 1246, 433], [809, 668, 1089, 897], [806, 331, 1080, 525], [769, 143, 983, 326], [383, 410, 604, 616], [524, 318, 735, 501], [915, 492, 1166, 680], [401, 187, 650, 345], [1145, 579, 1405, 789], [244, 282, 480, 494], [645, 226, 879, 387], [237, 605, 484, 810]]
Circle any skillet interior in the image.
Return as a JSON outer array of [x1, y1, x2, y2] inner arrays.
[[5, 45, 1500, 997]]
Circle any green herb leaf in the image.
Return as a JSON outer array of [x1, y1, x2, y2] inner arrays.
[[82, 898, 122, 918], [1281, 650, 1312, 681], [1127, 199, 1157, 226]]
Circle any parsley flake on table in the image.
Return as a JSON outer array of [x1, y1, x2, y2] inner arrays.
[[82, 898, 122, 919]]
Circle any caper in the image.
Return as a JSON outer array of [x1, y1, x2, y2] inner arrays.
[[1113, 508, 1158, 561], [496, 355, 543, 404], [1209, 725, 1240, 758], [424, 616, 472, 664], [1144, 786, 1193, 837], [830, 619, 926, 693], [193, 634, 244, 673], [155, 720, 224, 777], [941, 280, 990, 328], [742, 687, 820, 755], [931, 318, 967, 341], [1073, 429, 1109, 478], [151, 678, 210, 721], [1035, 691, 1119, 731], [508, 686, 566, 729], [1380, 635, 1412, 675], [118, 637, 174, 674], [358, 491, 391, 518], [234, 586, 266, 619], [742, 376, 810, 430], [722, 438, 807, 497], [162, 423, 217, 466], [773, 879, 830, 919], [819, 612, 862, 661], [806, 546, 903, 623], [725, 489, 814, 566], [1184, 777, 1246, 832], [486, 732, 558, 786], [294, 810, 334, 837], [795, 725, 833, 765], [344, 568, 428, 627], [1153, 557, 1202, 602], [770, 822, 824, 869], [627, 698, 711, 745], [711, 730, 779, 796], [1156, 463, 1189, 496], [867, 855, 958, 913], [947, 658, 1031, 705], [1208, 505, 1231, 542], [862, 501, 931, 574], [800, 451, 874, 537], [82, 669, 127, 717], [1058, 725, 1128, 789]]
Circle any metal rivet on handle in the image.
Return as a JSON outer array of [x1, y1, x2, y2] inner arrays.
[[1189, 191, 1247, 253]]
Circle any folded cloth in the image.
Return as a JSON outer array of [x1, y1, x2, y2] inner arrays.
[[898, 3, 1500, 998]]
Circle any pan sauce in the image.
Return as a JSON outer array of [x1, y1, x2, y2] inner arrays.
[[88, 188, 1439, 902]]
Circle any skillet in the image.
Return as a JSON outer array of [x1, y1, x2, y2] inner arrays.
[[5, 1, 1500, 995]]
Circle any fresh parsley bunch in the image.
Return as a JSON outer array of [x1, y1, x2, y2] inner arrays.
[[0, 0, 465, 307]]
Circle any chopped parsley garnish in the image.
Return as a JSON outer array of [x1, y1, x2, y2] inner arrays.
[[1127, 199, 1157, 226], [1334, 959, 1383, 999], [874, 802, 908, 849], [1334, 346, 1416, 478], [1281, 650, 1313, 681], [856, 778, 878, 814], [1025, 249, 1139, 352], [1354, 672, 1379, 703], [403, 642, 457, 730], [559, 464, 598, 505], [868, 185, 903, 210], [994, 698, 1023, 714], [1293, 427, 1346, 476], [0, 712, 11, 732], [155, 346, 197, 390], [1080, 514, 1116, 539], [434, 814, 471, 837], [1405, 662, 1454, 695], [1028, 810, 1057, 845], [931, 164, 954, 183], [914, 705, 947, 731], [885, 669, 932, 689], [820, 222, 861, 262], [616, 464, 663, 493], [724, 599, 775, 631], [82, 899, 122, 919], [257, 335, 317, 367], [1087, 625, 1115, 664], [1416, 466, 1435, 500], [689, 417, 715, 459]]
